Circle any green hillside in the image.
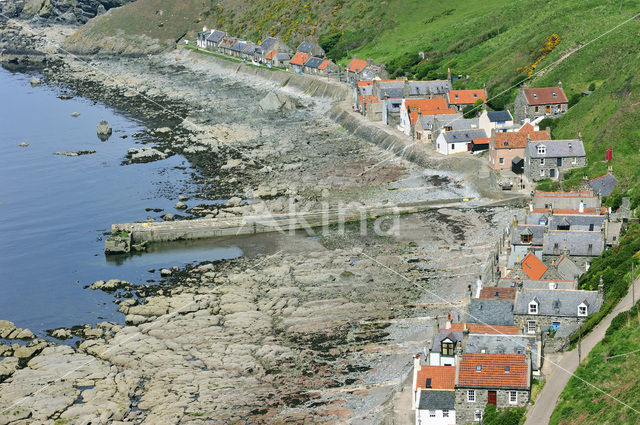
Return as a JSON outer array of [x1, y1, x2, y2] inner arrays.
[[68, 0, 640, 208], [549, 299, 640, 425]]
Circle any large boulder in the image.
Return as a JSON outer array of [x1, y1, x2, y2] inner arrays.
[[97, 120, 112, 140], [258, 91, 301, 113]]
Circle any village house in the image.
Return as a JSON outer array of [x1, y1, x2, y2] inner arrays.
[[406, 80, 452, 98], [197, 30, 210, 48], [455, 352, 530, 423], [414, 113, 463, 143], [296, 40, 325, 57], [478, 110, 514, 134], [531, 190, 603, 213], [362, 94, 383, 121], [513, 286, 603, 334], [288, 52, 309, 74], [588, 166, 618, 197], [429, 328, 464, 367], [359, 62, 389, 81], [398, 98, 457, 135], [264, 50, 290, 67], [524, 137, 587, 181], [205, 29, 226, 50], [345, 57, 368, 84], [542, 228, 605, 258], [258, 36, 290, 61], [229, 39, 248, 57], [446, 89, 487, 112], [465, 333, 541, 374], [412, 355, 457, 425], [303, 57, 338, 76], [555, 255, 584, 281], [466, 298, 514, 326], [353, 80, 373, 112], [436, 128, 488, 155], [488, 127, 550, 171], [302, 56, 325, 75], [514, 83, 569, 122], [218, 36, 237, 56]]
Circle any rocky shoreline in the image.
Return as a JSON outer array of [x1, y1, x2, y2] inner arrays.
[[0, 20, 520, 424]]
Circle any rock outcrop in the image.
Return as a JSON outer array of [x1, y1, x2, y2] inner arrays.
[[0, 0, 134, 25]]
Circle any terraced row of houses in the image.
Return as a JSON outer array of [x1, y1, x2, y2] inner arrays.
[[411, 188, 632, 424]]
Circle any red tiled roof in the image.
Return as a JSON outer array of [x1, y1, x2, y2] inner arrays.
[[448, 89, 487, 105], [524, 87, 568, 105], [289, 52, 309, 66], [521, 253, 548, 280], [265, 49, 277, 60], [479, 287, 516, 300], [531, 207, 606, 215], [443, 323, 520, 335], [472, 137, 490, 145], [346, 58, 367, 73], [458, 353, 529, 389], [357, 80, 373, 87], [519, 122, 534, 133], [405, 98, 457, 124], [318, 59, 331, 70], [493, 129, 550, 149], [416, 365, 456, 390]]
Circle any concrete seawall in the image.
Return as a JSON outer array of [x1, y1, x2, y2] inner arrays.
[[183, 48, 350, 100]]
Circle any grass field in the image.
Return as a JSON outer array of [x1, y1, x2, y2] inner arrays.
[[549, 299, 640, 425]]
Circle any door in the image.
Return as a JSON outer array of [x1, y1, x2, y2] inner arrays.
[[488, 391, 497, 406], [546, 105, 551, 113], [552, 322, 561, 331], [468, 142, 472, 151], [550, 168, 556, 178]]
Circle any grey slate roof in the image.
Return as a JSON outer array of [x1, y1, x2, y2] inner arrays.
[[511, 224, 545, 246], [465, 334, 539, 370], [417, 113, 463, 130], [242, 42, 258, 55], [297, 41, 315, 54], [304, 56, 324, 69], [467, 299, 514, 326], [498, 278, 576, 290], [448, 118, 479, 131], [259, 37, 278, 51], [487, 110, 513, 122], [515, 288, 602, 317], [230, 40, 247, 52], [206, 30, 225, 43], [274, 52, 290, 61], [556, 255, 583, 281], [525, 213, 549, 225], [379, 87, 404, 99], [407, 80, 452, 96], [417, 390, 455, 410], [589, 174, 618, 197], [430, 330, 464, 353], [442, 128, 487, 144], [607, 221, 622, 246], [548, 214, 606, 231], [543, 230, 604, 256], [528, 139, 586, 158]]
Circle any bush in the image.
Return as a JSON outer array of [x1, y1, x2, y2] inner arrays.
[[568, 92, 582, 108], [483, 404, 526, 425], [588, 82, 596, 91]]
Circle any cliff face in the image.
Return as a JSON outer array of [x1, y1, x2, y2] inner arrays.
[[0, 0, 133, 25]]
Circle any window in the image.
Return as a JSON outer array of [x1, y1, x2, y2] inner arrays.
[[535, 106, 539, 112], [552, 91, 557, 97], [475, 410, 483, 421], [537, 145, 546, 155], [588, 244, 593, 255], [450, 144, 455, 151], [510, 391, 518, 404], [540, 158, 545, 166], [521, 234, 532, 243], [557, 157, 563, 167], [430, 410, 436, 418], [499, 157, 505, 165], [540, 169, 545, 177], [426, 378, 432, 388], [527, 320, 537, 334], [505, 366, 510, 373], [443, 409, 450, 418], [468, 390, 476, 402], [589, 223, 594, 231], [445, 126, 453, 131], [578, 304, 588, 316], [529, 301, 538, 314], [428, 133, 432, 140], [442, 341, 455, 356], [476, 365, 482, 372]]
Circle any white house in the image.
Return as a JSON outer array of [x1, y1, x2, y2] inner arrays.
[[436, 128, 487, 155], [479, 110, 514, 134], [413, 355, 456, 425]]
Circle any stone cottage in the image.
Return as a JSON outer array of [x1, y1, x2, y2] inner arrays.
[[513, 286, 603, 334], [488, 127, 550, 171], [524, 138, 587, 181], [514, 83, 569, 122]]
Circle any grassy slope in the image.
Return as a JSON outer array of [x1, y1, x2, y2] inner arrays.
[[72, 0, 640, 204], [549, 300, 640, 425]]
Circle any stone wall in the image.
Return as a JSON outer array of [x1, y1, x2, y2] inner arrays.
[[514, 314, 583, 334], [525, 154, 587, 181], [455, 388, 529, 424]]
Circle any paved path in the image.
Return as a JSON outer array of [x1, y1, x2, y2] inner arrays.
[[524, 275, 640, 425]]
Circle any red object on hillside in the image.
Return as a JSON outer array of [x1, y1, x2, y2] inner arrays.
[[606, 148, 612, 162]]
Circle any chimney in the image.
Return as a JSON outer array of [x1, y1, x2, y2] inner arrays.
[[412, 353, 421, 409], [513, 214, 518, 228], [579, 200, 585, 213], [526, 343, 532, 387], [445, 313, 452, 329], [545, 127, 552, 137], [558, 81, 563, 89], [447, 67, 451, 81], [607, 165, 613, 175], [529, 203, 533, 212], [475, 276, 483, 299]]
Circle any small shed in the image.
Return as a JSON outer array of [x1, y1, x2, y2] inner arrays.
[[512, 156, 524, 174]]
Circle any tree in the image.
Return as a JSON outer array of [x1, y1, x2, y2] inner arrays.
[[463, 98, 484, 118]]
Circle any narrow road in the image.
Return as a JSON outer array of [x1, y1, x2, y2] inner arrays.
[[524, 275, 640, 425]]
